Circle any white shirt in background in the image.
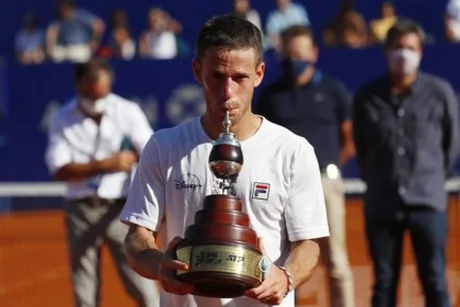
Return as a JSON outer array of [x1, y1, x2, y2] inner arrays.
[[447, 0, 460, 41], [45, 93, 154, 200], [120, 116, 330, 307]]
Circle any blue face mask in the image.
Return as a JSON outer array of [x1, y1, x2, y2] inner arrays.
[[281, 58, 311, 78]]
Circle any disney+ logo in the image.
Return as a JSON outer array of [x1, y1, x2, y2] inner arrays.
[[175, 173, 203, 191]]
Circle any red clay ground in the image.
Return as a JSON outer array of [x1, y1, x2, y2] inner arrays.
[[0, 198, 459, 307]]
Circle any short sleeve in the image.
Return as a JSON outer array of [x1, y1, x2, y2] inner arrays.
[[127, 102, 154, 153], [44, 113, 72, 175], [120, 135, 165, 232], [285, 139, 330, 241]]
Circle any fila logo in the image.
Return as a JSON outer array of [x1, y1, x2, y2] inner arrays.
[[252, 182, 270, 200]]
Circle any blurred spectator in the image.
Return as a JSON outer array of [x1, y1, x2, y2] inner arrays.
[[109, 9, 136, 60], [44, 58, 159, 307], [231, 0, 262, 31], [323, 1, 367, 48], [46, 0, 105, 63], [256, 25, 356, 307], [368, 1, 397, 44], [265, 0, 310, 51], [15, 12, 45, 65], [445, 0, 460, 42], [139, 8, 182, 59], [353, 19, 458, 307]]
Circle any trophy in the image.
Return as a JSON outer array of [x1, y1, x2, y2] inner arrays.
[[175, 111, 265, 298]]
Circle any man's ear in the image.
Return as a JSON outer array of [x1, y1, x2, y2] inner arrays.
[[192, 59, 203, 85], [254, 62, 265, 88]]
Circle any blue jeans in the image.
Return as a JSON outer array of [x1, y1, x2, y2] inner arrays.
[[365, 206, 450, 307]]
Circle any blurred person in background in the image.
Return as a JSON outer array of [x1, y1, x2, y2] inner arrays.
[[44, 58, 159, 307], [368, 1, 398, 44], [46, 0, 105, 63], [352, 19, 459, 307], [265, 0, 310, 51], [15, 12, 46, 65], [231, 0, 262, 31], [256, 25, 356, 307], [323, 1, 367, 48], [139, 7, 182, 59], [445, 0, 460, 42], [109, 9, 136, 60]]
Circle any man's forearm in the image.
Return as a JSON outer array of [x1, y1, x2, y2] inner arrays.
[[283, 240, 320, 288], [124, 226, 163, 280], [53, 161, 105, 181], [340, 142, 355, 166]]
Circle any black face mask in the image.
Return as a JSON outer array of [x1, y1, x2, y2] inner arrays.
[[281, 58, 312, 78]]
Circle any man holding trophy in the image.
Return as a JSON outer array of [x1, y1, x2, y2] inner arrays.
[[120, 14, 330, 307]]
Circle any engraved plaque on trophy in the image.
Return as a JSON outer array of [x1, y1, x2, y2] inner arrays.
[[175, 112, 265, 298]]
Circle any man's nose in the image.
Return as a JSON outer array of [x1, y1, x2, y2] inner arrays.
[[221, 78, 233, 101]]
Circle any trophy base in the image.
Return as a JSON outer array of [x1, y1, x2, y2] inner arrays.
[[177, 272, 259, 298], [176, 243, 264, 298]]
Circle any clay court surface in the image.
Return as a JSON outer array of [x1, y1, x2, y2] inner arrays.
[[0, 198, 459, 307]]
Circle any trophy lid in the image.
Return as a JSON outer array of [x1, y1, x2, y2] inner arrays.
[[208, 111, 243, 180]]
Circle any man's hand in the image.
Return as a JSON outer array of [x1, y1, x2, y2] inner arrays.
[[245, 239, 289, 305], [158, 236, 195, 295], [100, 151, 137, 172]]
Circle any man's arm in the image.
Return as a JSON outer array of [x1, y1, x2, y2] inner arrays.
[[246, 139, 329, 305], [120, 137, 194, 295], [124, 224, 163, 279], [351, 88, 368, 180], [441, 80, 460, 174], [335, 81, 355, 165], [45, 111, 137, 181], [53, 152, 136, 181], [339, 120, 355, 165], [283, 239, 320, 288], [45, 23, 59, 56]]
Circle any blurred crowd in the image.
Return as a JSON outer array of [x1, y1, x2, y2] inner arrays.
[[14, 0, 460, 65]]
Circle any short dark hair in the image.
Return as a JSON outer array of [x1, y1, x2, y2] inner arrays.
[[280, 25, 317, 46], [73, 58, 113, 83], [195, 14, 263, 66], [384, 18, 425, 48]]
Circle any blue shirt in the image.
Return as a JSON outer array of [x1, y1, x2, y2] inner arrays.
[[54, 9, 96, 46], [15, 29, 45, 53], [256, 71, 351, 170], [265, 3, 310, 36]]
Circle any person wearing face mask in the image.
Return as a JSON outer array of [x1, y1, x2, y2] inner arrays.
[[352, 19, 459, 307], [256, 25, 356, 307], [44, 58, 159, 307]]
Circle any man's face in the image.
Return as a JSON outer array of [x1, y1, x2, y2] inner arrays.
[[283, 35, 318, 63], [234, 0, 249, 14], [77, 70, 112, 100], [282, 35, 318, 81], [276, 0, 291, 10], [192, 47, 265, 125], [57, 4, 74, 19], [386, 33, 422, 76]]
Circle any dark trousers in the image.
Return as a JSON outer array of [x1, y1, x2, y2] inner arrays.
[[365, 206, 450, 307]]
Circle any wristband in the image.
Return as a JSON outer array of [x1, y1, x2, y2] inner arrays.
[[278, 266, 293, 298]]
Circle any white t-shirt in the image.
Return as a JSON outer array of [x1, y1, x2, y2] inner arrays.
[[120, 116, 329, 307], [45, 93, 153, 199]]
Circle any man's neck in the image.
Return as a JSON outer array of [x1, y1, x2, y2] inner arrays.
[[201, 111, 262, 141], [390, 72, 418, 95]]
